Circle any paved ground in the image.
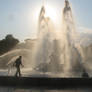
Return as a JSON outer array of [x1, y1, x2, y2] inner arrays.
[[0, 87, 92, 92]]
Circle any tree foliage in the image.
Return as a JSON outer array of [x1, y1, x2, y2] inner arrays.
[[0, 34, 19, 55]]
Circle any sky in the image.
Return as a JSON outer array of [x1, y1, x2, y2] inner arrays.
[[0, 0, 92, 41]]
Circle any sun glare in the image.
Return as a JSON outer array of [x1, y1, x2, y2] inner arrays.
[[31, 3, 61, 30], [45, 4, 58, 23]]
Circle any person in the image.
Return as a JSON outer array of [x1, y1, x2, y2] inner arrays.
[[13, 56, 24, 77]]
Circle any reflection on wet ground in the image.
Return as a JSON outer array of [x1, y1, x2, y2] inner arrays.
[[0, 87, 92, 92]]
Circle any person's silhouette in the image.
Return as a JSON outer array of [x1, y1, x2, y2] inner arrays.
[[13, 56, 24, 77]]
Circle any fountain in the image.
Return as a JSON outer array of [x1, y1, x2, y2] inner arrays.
[[33, 0, 84, 77], [0, 0, 85, 77], [0, 0, 90, 92], [59, 0, 83, 77], [33, 6, 54, 73]]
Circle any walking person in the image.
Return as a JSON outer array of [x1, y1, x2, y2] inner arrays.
[[13, 56, 24, 77]]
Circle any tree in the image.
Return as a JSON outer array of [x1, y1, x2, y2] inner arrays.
[[0, 34, 19, 55]]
